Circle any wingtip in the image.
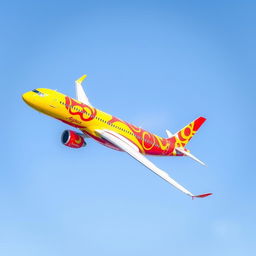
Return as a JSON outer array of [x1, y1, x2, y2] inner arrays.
[[192, 193, 212, 200], [76, 74, 87, 84], [201, 161, 207, 167]]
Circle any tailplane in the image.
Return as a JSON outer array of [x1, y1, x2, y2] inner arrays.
[[175, 147, 206, 166]]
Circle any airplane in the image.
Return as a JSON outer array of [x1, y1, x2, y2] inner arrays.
[[22, 75, 212, 199]]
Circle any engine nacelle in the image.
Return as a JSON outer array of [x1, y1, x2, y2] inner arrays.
[[61, 130, 86, 148]]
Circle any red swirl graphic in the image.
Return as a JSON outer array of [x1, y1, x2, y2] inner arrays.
[[64, 97, 171, 155], [128, 124, 142, 133], [142, 131, 155, 150], [65, 96, 97, 121], [126, 123, 168, 153], [108, 116, 123, 124]]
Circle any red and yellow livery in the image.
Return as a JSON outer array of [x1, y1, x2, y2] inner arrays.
[[22, 75, 211, 199]]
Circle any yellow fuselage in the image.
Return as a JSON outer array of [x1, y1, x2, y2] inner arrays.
[[22, 88, 179, 155]]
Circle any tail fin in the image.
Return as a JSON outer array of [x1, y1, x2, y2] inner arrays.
[[173, 117, 206, 147]]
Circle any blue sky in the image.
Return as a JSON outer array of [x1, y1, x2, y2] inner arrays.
[[1, 1, 256, 255]]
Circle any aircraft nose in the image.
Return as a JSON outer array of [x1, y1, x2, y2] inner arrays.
[[22, 92, 32, 105]]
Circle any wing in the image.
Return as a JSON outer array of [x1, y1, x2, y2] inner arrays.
[[95, 129, 212, 199]]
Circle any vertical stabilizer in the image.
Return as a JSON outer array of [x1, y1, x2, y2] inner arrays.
[[173, 117, 206, 147], [166, 117, 207, 165]]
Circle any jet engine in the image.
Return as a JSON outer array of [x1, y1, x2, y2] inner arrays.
[[61, 130, 86, 148]]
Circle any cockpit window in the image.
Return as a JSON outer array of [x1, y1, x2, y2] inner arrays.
[[32, 89, 45, 96]]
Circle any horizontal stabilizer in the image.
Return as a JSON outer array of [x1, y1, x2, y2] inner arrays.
[[175, 147, 206, 166], [166, 129, 174, 138]]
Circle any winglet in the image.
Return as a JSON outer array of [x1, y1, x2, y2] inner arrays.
[[192, 193, 212, 200], [75, 74, 92, 106], [76, 74, 87, 84]]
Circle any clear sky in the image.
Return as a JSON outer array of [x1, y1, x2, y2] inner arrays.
[[1, 1, 256, 255]]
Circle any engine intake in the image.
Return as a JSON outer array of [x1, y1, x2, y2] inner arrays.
[[61, 130, 86, 148]]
